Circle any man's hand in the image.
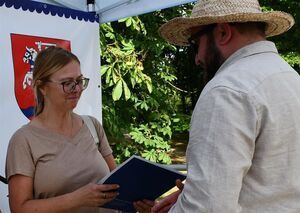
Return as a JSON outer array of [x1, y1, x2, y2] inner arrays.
[[175, 179, 184, 191], [151, 179, 184, 213], [151, 190, 181, 213], [133, 199, 155, 213]]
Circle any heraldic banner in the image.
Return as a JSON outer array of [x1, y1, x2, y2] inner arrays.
[[0, 0, 101, 210]]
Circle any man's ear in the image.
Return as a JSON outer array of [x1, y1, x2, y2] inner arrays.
[[214, 23, 233, 46]]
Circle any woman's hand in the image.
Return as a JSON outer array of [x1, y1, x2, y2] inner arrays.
[[133, 199, 155, 213], [72, 183, 119, 207], [8, 175, 119, 212]]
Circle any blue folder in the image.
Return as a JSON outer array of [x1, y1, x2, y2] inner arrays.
[[98, 155, 186, 212]]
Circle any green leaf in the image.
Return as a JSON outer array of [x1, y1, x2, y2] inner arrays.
[[146, 80, 152, 93], [105, 66, 112, 84], [142, 150, 157, 162], [112, 80, 123, 101], [140, 101, 149, 111], [118, 18, 127, 23], [100, 65, 109, 76], [131, 77, 136, 88], [126, 18, 132, 27], [112, 68, 118, 84], [122, 80, 131, 101], [160, 153, 172, 164], [121, 40, 135, 54], [124, 148, 131, 157], [105, 32, 115, 39]]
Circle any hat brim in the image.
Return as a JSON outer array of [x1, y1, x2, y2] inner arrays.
[[159, 11, 295, 46]]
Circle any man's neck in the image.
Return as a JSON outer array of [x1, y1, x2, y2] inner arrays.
[[222, 34, 266, 60]]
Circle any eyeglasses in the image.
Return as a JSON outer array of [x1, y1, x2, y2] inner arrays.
[[46, 77, 90, 94], [188, 24, 216, 53]]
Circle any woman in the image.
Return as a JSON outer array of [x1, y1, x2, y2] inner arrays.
[[6, 47, 153, 213]]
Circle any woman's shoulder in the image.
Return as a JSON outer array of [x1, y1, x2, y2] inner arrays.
[[9, 123, 32, 146], [78, 114, 102, 126], [11, 123, 32, 137]]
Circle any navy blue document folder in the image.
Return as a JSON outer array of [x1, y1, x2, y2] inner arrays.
[[98, 155, 186, 212]]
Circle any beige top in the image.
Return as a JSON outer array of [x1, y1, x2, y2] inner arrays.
[[6, 116, 116, 213], [171, 41, 300, 212]]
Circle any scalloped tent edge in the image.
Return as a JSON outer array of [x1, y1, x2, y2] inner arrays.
[[0, 0, 99, 23], [30, 0, 197, 24]]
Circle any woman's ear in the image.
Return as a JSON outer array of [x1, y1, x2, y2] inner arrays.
[[214, 23, 232, 46], [36, 80, 46, 96]]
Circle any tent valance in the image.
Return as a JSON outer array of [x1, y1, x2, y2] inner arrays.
[[32, 0, 197, 23]]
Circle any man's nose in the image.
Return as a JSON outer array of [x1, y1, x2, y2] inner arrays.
[[195, 52, 201, 65]]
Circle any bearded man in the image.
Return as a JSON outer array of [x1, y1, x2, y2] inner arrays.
[[152, 0, 299, 212]]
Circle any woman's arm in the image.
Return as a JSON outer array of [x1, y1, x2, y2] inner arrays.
[[104, 154, 117, 171], [9, 175, 119, 213]]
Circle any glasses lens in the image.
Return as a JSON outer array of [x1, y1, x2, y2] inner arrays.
[[80, 78, 89, 90], [188, 24, 216, 54], [62, 81, 76, 93], [61, 78, 89, 94], [190, 42, 199, 54]]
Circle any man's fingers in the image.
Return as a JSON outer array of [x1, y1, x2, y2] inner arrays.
[[152, 202, 173, 213], [152, 200, 168, 211], [176, 179, 184, 191], [141, 199, 155, 206]]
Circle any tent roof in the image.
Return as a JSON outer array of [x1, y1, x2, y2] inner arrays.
[[32, 0, 196, 23]]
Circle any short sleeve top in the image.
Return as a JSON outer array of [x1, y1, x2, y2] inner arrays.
[[6, 116, 116, 213]]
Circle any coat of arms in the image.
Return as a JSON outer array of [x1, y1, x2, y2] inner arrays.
[[11, 34, 71, 119]]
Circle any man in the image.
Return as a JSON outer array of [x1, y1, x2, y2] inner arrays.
[[152, 0, 299, 212]]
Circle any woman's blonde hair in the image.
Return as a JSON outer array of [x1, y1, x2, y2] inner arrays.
[[32, 46, 80, 116]]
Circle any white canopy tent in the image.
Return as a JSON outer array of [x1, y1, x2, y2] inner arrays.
[[32, 0, 197, 23]]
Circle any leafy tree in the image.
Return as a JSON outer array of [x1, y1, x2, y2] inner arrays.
[[261, 0, 300, 72]]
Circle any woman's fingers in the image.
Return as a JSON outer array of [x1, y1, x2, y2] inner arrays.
[[99, 190, 119, 200], [96, 183, 119, 191]]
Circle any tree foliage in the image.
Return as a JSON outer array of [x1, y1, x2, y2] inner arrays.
[[261, 0, 300, 72], [100, 1, 300, 164]]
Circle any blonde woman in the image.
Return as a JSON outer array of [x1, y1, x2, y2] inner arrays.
[[6, 47, 153, 213]]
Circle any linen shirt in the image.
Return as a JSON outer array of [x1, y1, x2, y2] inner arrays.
[[170, 41, 300, 213], [6, 116, 116, 213]]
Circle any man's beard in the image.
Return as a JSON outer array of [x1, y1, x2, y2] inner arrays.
[[201, 33, 225, 83]]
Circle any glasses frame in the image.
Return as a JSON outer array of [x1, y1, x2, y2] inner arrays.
[[188, 24, 216, 53], [46, 77, 90, 94]]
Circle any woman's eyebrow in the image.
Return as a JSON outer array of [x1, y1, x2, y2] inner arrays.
[[58, 75, 83, 81]]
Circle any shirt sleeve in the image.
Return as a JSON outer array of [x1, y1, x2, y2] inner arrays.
[[90, 116, 113, 157], [5, 128, 35, 180], [170, 86, 257, 213]]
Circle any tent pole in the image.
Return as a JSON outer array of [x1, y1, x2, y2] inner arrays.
[[87, 0, 95, 12]]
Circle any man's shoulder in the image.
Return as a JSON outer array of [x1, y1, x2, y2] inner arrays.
[[204, 53, 296, 95]]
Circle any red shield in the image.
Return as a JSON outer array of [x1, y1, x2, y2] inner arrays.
[[11, 34, 71, 120]]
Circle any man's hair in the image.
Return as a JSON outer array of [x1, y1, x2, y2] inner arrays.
[[32, 46, 80, 115], [230, 22, 266, 37]]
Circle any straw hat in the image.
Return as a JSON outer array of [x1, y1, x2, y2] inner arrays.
[[159, 0, 295, 46]]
